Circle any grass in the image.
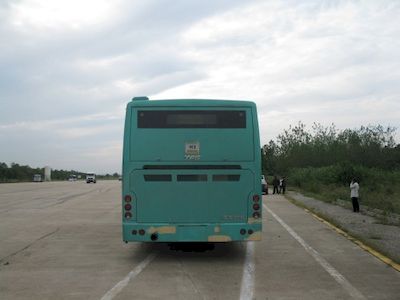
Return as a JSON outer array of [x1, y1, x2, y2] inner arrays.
[[287, 166, 400, 215], [289, 184, 400, 227]]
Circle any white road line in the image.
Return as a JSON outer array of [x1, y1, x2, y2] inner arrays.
[[264, 204, 366, 300], [100, 252, 157, 300], [239, 241, 255, 300]]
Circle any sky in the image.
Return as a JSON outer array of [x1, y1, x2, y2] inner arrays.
[[0, 0, 399, 174]]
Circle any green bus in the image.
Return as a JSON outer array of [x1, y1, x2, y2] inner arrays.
[[122, 97, 262, 242]]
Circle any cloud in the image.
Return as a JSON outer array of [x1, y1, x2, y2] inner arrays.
[[1, 1, 251, 123], [154, 1, 400, 144], [0, 0, 399, 172]]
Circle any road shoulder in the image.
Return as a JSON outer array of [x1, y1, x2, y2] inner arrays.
[[286, 191, 400, 267]]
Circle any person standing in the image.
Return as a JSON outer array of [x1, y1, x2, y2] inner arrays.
[[272, 176, 280, 194], [280, 177, 286, 194], [350, 178, 360, 212]]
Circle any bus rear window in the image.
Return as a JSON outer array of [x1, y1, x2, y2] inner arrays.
[[137, 110, 246, 128]]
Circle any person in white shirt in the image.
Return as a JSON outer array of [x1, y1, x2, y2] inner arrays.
[[350, 178, 360, 212]]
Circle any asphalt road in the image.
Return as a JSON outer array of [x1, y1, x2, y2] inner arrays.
[[0, 181, 399, 300]]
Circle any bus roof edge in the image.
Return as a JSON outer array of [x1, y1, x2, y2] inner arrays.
[[132, 96, 149, 101]]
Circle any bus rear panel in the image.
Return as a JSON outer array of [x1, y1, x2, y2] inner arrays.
[[122, 98, 261, 242]]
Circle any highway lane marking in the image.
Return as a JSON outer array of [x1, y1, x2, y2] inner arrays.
[[264, 204, 367, 300], [304, 207, 400, 273], [239, 241, 255, 300], [286, 195, 400, 273], [100, 252, 157, 300]]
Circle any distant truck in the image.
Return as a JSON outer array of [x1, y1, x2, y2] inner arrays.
[[33, 174, 43, 182], [86, 173, 96, 184]]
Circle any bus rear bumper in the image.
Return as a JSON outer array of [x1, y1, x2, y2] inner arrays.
[[122, 222, 262, 242]]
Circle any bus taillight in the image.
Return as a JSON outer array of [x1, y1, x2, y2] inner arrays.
[[125, 212, 132, 219], [124, 195, 132, 202], [125, 204, 132, 211], [252, 194, 260, 202], [253, 212, 260, 219], [253, 203, 260, 210]]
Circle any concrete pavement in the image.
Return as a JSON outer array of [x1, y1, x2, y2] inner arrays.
[[0, 182, 399, 299]]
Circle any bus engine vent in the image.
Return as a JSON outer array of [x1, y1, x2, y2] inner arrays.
[[212, 175, 240, 181], [177, 175, 207, 181], [144, 175, 172, 181]]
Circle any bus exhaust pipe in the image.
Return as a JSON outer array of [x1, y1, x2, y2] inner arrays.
[[151, 233, 158, 241]]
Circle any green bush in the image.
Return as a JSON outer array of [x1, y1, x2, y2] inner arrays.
[[288, 165, 400, 214]]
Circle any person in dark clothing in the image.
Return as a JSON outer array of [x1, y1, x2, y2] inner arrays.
[[280, 177, 286, 194], [272, 176, 280, 194]]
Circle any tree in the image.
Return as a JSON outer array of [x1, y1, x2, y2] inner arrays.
[[261, 123, 399, 174]]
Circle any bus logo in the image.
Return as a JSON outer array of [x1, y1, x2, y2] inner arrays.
[[185, 141, 200, 160]]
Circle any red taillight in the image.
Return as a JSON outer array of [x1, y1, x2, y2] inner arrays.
[[124, 195, 132, 202], [253, 194, 260, 202], [253, 203, 260, 210], [139, 229, 145, 235], [253, 212, 260, 219], [125, 212, 132, 219], [124, 203, 132, 211]]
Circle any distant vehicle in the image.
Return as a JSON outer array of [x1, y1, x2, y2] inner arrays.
[[33, 174, 42, 182], [122, 97, 262, 243], [68, 175, 77, 181], [261, 175, 268, 194], [86, 173, 96, 183], [118, 176, 122, 181]]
